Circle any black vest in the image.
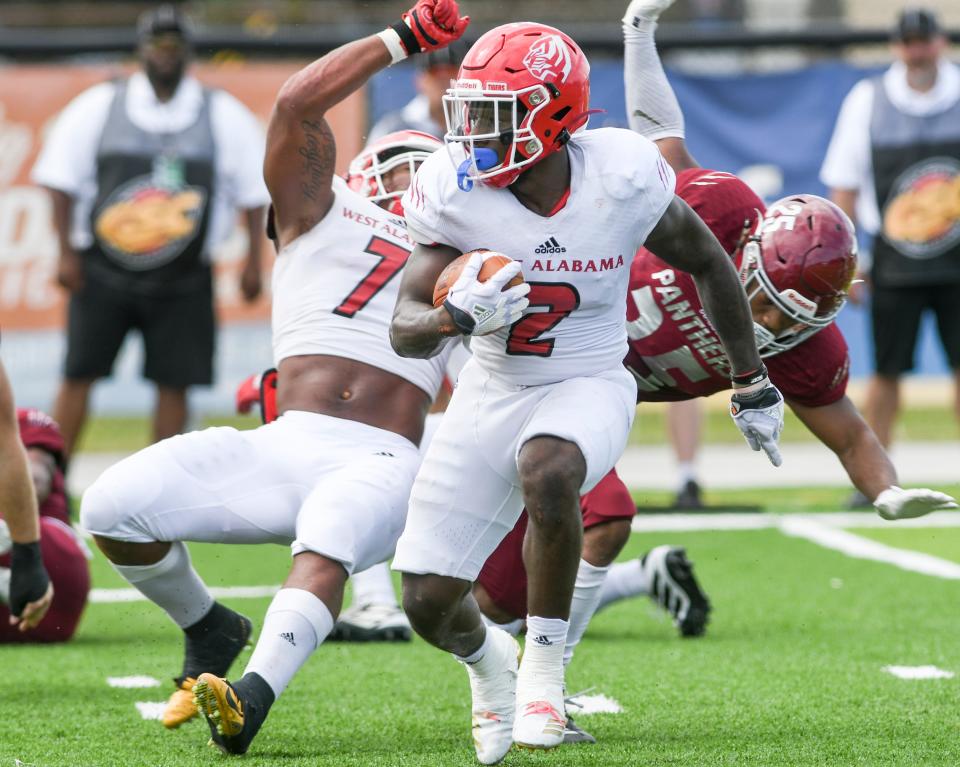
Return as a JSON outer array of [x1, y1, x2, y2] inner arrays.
[[869, 73, 960, 287], [87, 77, 217, 296]]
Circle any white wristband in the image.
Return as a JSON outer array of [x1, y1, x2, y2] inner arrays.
[[377, 28, 409, 65]]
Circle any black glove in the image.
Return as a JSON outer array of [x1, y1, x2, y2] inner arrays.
[[10, 541, 50, 618]]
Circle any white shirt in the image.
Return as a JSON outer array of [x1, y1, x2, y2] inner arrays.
[[31, 72, 269, 253], [402, 128, 675, 386], [820, 58, 960, 237]]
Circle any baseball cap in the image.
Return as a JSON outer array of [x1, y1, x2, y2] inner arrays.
[[892, 8, 941, 42], [137, 4, 193, 42], [418, 39, 469, 71]]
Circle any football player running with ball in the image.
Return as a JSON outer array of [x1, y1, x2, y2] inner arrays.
[[390, 20, 784, 764], [79, 0, 465, 754]]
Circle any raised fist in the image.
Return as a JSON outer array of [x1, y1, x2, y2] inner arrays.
[[398, 0, 469, 55]]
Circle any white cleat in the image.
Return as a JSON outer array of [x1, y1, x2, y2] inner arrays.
[[460, 627, 519, 765], [623, 0, 677, 26], [328, 602, 412, 642], [513, 662, 567, 750]]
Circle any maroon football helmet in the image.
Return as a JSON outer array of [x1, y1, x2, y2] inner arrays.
[[442, 22, 591, 188], [739, 194, 858, 356]]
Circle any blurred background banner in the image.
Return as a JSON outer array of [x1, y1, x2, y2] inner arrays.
[[0, 61, 365, 413], [0, 53, 951, 413]]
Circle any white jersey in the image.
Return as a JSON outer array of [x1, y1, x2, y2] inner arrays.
[[403, 128, 675, 386], [272, 176, 448, 398]]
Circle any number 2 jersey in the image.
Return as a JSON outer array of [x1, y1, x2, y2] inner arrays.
[[402, 128, 676, 386], [271, 175, 448, 399], [625, 167, 851, 406]]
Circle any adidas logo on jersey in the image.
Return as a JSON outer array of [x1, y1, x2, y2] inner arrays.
[[535, 237, 566, 254], [280, 632, 296, 646]]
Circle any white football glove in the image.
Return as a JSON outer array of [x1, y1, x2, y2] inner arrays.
[[623, 0, 676, 26], [443, 252, 530, 337], [729, 378, 785, 467], [874, 486, 958, 521]]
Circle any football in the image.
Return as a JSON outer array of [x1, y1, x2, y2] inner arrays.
[[432, 249, 524, 308]]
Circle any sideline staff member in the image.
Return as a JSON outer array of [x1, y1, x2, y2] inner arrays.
[[32, 5, 269, 457], [820, 8, 960, 495]]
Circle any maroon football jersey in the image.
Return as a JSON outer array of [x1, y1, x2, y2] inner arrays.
[[17, 408, 70, 526], [625, 168, 849, 406]]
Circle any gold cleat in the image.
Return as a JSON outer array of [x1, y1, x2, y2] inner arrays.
[[193, 674, 245, 738], [162, 677, 199, 729]]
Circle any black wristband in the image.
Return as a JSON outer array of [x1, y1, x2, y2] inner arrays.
[[11, 540, 42, 568], [391, 19, 421, 55], [442, 298, 476, 335], [731, 363, 768, 388]]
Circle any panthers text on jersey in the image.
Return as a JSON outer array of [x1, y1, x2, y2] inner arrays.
[[403, 128, 675, 386], [272, 175, 448, 399], [625, 168, 850, 406]]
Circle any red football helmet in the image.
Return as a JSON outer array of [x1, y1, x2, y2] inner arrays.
[[442, 22, 591, 188], [739, 194, 858, 356], [345, 130, 443, 215]]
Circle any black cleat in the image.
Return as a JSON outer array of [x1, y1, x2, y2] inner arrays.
[[562, 715, 596, 744], [672, 480, 704, 510], [194, 672, 273, 755], [640, 545, 711, 637]]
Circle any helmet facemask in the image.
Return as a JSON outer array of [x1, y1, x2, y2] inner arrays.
[[444, 80, 563, 189]]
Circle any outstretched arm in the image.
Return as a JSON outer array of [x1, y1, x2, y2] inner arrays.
[[644, 197, 761, 377], [790, 396, 957, 519], [0, 363, 53, 631], [645, 196, 784, 465], [622, 0, 699, 171], [265, 0, 468, 250]]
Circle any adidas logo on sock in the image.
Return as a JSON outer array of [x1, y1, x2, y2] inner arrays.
[[534, 237, 566, 254], [531, 634, 553, 646], [280, 631, 296, 646]]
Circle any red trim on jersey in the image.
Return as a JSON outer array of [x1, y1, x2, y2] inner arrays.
[[547, 186, 571, 217]]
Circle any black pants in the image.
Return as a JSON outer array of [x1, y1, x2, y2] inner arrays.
[[871, 281, 960, 376]]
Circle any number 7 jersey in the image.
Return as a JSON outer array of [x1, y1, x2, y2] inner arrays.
[[271, 175, 448, 399], [402, 128, 675, 386]]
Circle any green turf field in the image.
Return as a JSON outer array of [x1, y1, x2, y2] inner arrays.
[[5, 498, 960, 766], [73, 405, 960, 453]]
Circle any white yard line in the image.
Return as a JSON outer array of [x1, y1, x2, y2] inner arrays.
[[134, 702, 167, 721], [778, 516, 960, 580], [566, 693, 623, 715], [91, 584, 279, 604], [883, 665, 955, 680], [630, 510, 960, 533], [107, 675, 160, 688]]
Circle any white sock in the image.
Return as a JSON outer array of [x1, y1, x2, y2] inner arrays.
[[623, 13, 684, 140], [454, 626, 491, 665], [113, 541, 214, 629], [244, 587, 334, 698], [563, 559, 609, 666], [597, 559, 648, 611], [520, 616, 568, 689], [480, 613, 526, 637], [677, 461, 697, 487], [350, 562, 398, 607]]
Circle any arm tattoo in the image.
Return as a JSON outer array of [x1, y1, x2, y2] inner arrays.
[[298, 119, 335, 202]]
